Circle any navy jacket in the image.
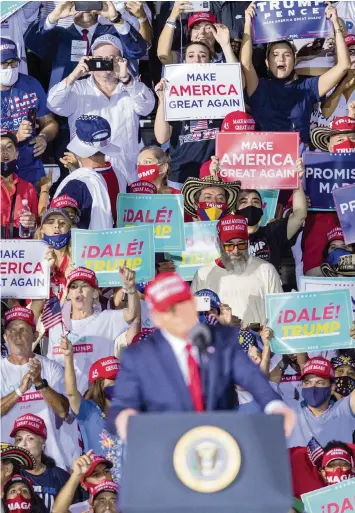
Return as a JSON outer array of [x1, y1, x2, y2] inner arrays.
[[107, 325, 281, 434], [24, 18, 148, 87]]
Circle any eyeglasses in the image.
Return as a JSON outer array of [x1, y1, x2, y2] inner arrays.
[[223, 241, 248, 252], [349, 49, 355, 56], [1, 60, 19, 69]]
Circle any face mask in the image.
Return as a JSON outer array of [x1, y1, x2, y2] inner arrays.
[[324, 467, 354, 485], [197, 202, 229, 221], [43, 231, 71, 250], [327, 248, 352, 267], [235, 206, 263, 226], [198, 312, 219, 326], [301, 386, 331, 407], [6, 494, 32, 513], [0, 66, 19, 87], [1, 159, 16, 177], [332, 139, 355, 153], [137, 164, 160, 182], [335, 376, 355, 397], [104, 385, 115, 401]]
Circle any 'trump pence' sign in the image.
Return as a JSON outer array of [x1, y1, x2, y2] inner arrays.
[[163, 63, 245, 121], [216, 132, 299, 189]]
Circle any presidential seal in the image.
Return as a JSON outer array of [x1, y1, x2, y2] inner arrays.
[[173, 426, 241, 493]]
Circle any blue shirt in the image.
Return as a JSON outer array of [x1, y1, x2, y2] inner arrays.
[[24, 466, 70, 513], [1, 73, 49, 183], [77, 399, 123, 483], [248, 76, 322, 144]]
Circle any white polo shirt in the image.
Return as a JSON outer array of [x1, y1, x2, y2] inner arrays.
[[47, 75, 155, 184]]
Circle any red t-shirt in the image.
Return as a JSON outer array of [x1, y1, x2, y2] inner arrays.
[[1, 174, 38, 237]]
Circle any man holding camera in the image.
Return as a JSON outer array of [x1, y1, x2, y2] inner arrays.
[[47, 33, 155, 187], [24, 1, 148, 88]]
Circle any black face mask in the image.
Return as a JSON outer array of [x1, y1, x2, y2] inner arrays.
[[236, 206, 263, 227], [1, 159, 16, 177]]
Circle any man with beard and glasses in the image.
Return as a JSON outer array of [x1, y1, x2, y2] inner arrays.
[[191, 214, 282, 326]]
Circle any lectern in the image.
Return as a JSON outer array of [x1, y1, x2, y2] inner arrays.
[[120, 412, 292, 513]]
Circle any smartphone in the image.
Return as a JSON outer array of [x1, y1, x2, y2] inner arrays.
[[27, 107, 36, 130], [185, 1, 210, 13], [196, 296, 211, 312], [87, 58, 113, 71], [75, 1, 102, 11]]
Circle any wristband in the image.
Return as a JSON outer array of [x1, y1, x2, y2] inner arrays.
[[166, 20, 177, 29], [15, 388, 23, 397], [334, 27, 344, 34], [138, 16, 148, 23], [121, 75, 133, 86]]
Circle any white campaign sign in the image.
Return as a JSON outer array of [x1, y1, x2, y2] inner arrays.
[[0, 240, 50, 299], [163, 63, 245, 121], [300, 276, 355, 321]]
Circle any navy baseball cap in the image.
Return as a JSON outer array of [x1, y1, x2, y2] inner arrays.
[[0, 37, 18, 63], [195, 289, 220, 313], [68, 115, 120, 158]]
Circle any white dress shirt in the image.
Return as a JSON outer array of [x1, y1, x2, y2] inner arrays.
[[161, 329, 199, 385], [47, 74, 155, 184]]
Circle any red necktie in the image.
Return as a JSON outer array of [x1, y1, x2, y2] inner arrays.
[[186, 343, 204, 412], [81, 29, 89, 55]]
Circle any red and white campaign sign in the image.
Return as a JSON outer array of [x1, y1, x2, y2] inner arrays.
[[163, 63, 245, 121], [216, 132, 300, 189]]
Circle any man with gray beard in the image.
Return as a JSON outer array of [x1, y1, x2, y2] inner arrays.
[[191, 214, 282, 326]]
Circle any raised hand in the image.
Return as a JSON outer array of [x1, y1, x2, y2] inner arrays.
[[60, 336, 73, 357], [119, 265, 136, 293]]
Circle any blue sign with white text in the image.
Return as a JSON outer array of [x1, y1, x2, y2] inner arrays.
[[333, 184, 355, 245], [265, 289, 353, 354], [253, 1, 332, 43], [304, 152, 355, 211]]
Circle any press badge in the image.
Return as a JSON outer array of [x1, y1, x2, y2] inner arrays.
[[71, 40, 87, 62]]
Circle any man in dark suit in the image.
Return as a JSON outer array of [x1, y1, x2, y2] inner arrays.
[[107, 272, 296, 440], [24, 0, 148, 88]]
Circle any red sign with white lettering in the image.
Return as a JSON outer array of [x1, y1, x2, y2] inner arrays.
[[216, 132, 299, 189]]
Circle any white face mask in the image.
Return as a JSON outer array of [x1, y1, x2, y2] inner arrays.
[[0, 66, 19, 86]]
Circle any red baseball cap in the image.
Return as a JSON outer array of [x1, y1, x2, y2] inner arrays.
[[91, 480, 119, 500], [89, 357, 120, 384], [327, 226, 344, 243], [50, 195, 81, 215], [221, 111, 256, 133], [66, 267, 98, 289], [4, 306, 35, 329], [188, 12, 217, 31], [330, 116, 355, 135], [10, 414, 47, 440], [322, 448, 353, 467], [301, 357, 335, 380], [217, 214, 249, 243], [81, 455, 113, 484], [145, 272, 192, 313], [345, 34, 355, 48], [129, 181, 157, 195]]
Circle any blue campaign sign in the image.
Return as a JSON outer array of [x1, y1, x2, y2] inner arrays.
[[253, 1, 333, 43], [71, 226, 155, 287], [117, 194, 186, 252], [333, 184, 355, 245], [166, 221, 219, 281], [302, 478, 355, 513], [259, 190, 279, 227], [304, 152, 355, 211], [265, 289, 354, 354]]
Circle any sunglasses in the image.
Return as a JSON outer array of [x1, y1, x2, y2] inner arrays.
[[223, 241, 248, 252]]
